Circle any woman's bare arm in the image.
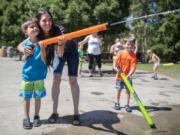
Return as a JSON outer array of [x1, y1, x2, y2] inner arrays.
[[78, 35, 90, 46]]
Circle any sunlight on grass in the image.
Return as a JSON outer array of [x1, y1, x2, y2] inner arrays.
[[137, 64, 180, 79]]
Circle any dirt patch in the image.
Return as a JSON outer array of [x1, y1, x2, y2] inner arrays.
[[42, 105, 180, 135]]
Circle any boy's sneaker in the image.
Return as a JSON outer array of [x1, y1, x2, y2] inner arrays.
[[33, 115, 41, 127], [48, 113, 59, 123], [114, 103, 121, 110], [152, 75, 158, 80], [151, 75, 155, 78], [89, 74, 93, 77], [125, 105, 132, 112], [73, 115, 80, 125], [23, 118, 32, 129], [153, 76, 158, 80]]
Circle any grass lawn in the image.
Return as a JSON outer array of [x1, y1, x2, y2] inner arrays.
[[137, 63, 180, 80]]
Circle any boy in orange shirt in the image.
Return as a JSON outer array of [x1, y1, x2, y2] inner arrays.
[[114, 38, 136, 112]]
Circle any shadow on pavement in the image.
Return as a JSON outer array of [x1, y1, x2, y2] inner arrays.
[[157, 77, 169, 80], [79, 110, 126, 135], [41, 110, 127, 135], [131, 106, 172, 112], [136, 71, 151, 74], [80, 70, 116, 77]]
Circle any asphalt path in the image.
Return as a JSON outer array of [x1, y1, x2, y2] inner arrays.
[[0, 57, 180, 135]]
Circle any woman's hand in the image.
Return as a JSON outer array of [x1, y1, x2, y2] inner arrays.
[[57, 36, 66, 57]]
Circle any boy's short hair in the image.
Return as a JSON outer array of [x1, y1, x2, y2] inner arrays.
[[123, 37, 132, 44], [115, 38, 120, 43], [21, 18, 38, 34], [147, 49, 152, 54], [124, 36, 135, 44]]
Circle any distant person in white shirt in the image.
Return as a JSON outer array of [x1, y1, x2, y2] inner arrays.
[[79, 33, 103, 77]]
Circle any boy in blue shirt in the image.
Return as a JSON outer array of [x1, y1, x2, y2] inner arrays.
[[19, 18, 47, 129]]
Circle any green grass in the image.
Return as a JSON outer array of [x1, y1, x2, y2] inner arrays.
[[137, 63, 180, 79]]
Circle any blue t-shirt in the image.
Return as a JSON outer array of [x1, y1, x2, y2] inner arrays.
[[22, 39, 47, 81]]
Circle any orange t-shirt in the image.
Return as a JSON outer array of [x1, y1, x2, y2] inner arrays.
[[115, 50, 136, 80]]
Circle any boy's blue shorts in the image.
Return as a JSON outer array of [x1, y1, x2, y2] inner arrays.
[[19, 80, 46, 100], [115, 79, 133, 90], [53, 51, 79, 76]]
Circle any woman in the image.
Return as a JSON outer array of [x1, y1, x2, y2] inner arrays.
[[79, 33, 103, 77], [17, 8, 80, 125]]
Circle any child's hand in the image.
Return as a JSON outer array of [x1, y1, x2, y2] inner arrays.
[[114, 67, 118, 72], [127, 74, 132, 80], [148, 60, 152, 63], [78, 42, 82, 46], [24, 46, 33, 57]]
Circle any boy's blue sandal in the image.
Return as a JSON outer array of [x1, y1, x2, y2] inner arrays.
[[23, 118, 32, 129], [125, 105, 132, 112], [154, 77, 158, 80], [151, 75, 155, 78], [114, 103, 121, 110]]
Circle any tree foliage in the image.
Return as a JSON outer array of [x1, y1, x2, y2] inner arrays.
[[130, 0, 180, 62], [0, 0, 130, 50], [1, 0, 179, 62]]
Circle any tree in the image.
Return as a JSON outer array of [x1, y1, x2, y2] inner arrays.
[[151, 0, 180, 61], [129, 0, 180, 62], [63, 0, 91, 31], [0, 0, 130, 52]]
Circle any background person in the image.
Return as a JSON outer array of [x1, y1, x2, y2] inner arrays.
[[79, 33, 103, 77], [147, 49, 160, 80], [114, 38, 136, 112]]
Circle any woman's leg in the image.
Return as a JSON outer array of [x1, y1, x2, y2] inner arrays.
[[95, 54, 103, 75], [69, 76, 80, 115], [95, 54, 102, 69], [51, 73, 62, 114], [88, 54, 94, 76]]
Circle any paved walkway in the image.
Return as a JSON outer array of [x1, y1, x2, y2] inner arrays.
[[0, 57, 180, 135]]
